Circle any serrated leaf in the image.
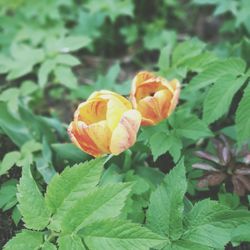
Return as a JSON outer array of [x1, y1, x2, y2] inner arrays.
[[17, 165, 51, 230], [147, 159, 187, 240], [170, 111, 212, 140], [58, 234, 86, 250], [236, 84, 250, 144], [80, 219, 168, 250], [3, 230, 43, 250], [59, 183, 132, 233], [0, 151, 21, 176], [187, 58, 246, 91], [45, 158, 105, 214], [231, 223, 250, 243], [54, 65, 78, 89], [183, 199, 250, 248], [203, 75, 247, 124], [41, 242, 57, 250]]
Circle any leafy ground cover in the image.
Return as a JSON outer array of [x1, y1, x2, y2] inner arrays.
[[0, 0, 250, 249]]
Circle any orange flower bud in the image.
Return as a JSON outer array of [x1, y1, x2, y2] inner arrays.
[[68, 90, 141, 157], [130, 71, 181, 126]]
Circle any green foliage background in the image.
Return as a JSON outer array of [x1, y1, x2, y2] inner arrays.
[[0, 0, 250, 249]]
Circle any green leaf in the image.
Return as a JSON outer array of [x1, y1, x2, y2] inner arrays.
[[56, 54, 81, 66], [3, 230, 43, 250], [45, 158, 105, 214], [203, 75, 247, 124], [172, 39, 206, 67], [0, 102, 32, 147], [147, 159, 187, 240], [38, 59, 56, 88], [59, 36, 91, 52], [169, 111, 212, 140], [54, 65, 78, 89], [17, 165, 51, 230], [41, 242, 57, 250], [236, 84, 250, 144], [81, 219, 168, 250], [231, 223, 250, 243], [171, 240, 212, 250], [58, 234, 86, 250], [59, 183, 132, 233], [0, 151, 21, 176], [187, 58, 246, 91], [20, 80, 38, 96], [183, 199, 250, 248], [149, 132, 171, 161], [0, 180, 18, 210]]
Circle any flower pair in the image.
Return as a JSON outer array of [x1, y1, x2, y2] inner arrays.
[[68, 71, 180, 157]]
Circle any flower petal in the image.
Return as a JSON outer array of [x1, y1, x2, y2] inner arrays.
[[106, 98, 129, 131], [167, 79, 181, 116], [68, 121, 101, 157], [85, 120, 112, 154], [110, 110, 141, 155], [75, 98, 107, 125]]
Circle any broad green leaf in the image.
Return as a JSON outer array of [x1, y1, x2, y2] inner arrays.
[[54, 65, 77, 89], [171, 240, 212, 250], [60, 183, 132, 233], [0, 102, 32, 147], [231, 223, 250, 243], [81, 219, 168, 250], [236, 84, 250, 144], [20, 80, 38, 96], [187, 58, 246, 91], [58, 234, 86, 250], [0, 180, 18, 210], [59, 36, 91, 52], [17, 165, 51, 230], [45, 158, 105, 214], [203, 75, 247, 124], [3, 230, 43, 250], [183, 199, 250, 248], [56, 54, 81, 66], [149, 132, 171, 161], [38, 59, 56, 88], [147, 159, 187, 240], [169, 111, 212, 140], [41, 242, 57, 250], [0, 151, 21, 176], [172, 39, 206, 67]]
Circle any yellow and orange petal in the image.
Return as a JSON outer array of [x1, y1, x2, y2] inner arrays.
[[110, 110, 141, 155]]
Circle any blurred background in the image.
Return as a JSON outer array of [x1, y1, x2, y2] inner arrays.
[[0, 0, 250, 247]]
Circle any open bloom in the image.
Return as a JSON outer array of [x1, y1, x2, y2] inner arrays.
[[130, 71, 180, 126], [68, 90, 141, 157]]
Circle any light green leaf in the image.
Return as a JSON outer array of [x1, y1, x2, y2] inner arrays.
[[203, 75, 247, 124], [59, 36, 91, 52], [17, 165, 51, 230], [231, 223, 250, 243], [171, 240, 212, 250], [41, 242, 57, 250], [56, 54, 81, 66], [187, 58, 246, 91], [45, 158, 105, 214], [81, 219, 168, 250], [60, 183, 132, 233], [183, 199, 250, 248], [20, 81, 38, 96], [0, 151, 21, 176], [38, 59, 56, 88], [169, 111, 212, 140], [54, 65, 77, 89], [147, 159, 187, 240], [3, 230, 43, 250], [236, 84, 250, 144], [58, 234, 86, 250]]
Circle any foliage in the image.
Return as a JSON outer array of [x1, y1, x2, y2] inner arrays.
[[1, 0, 250, 249]]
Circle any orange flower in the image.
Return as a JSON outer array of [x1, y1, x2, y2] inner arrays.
[[130, 71, 180, 126], [68, 90, 141, 157]]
